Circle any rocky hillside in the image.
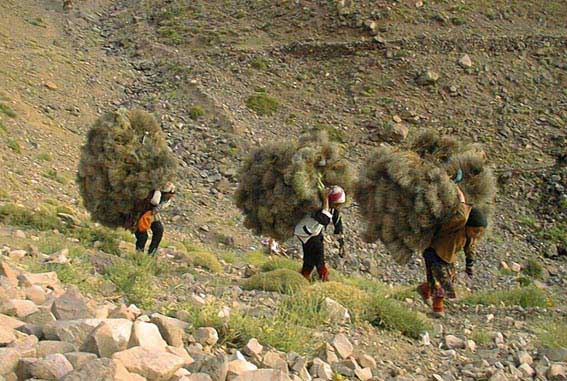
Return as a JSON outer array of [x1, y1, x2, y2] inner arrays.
[[0, 0, 566, 381]]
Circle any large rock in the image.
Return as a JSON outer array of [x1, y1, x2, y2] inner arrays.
[[322, 298, 350, 324], [150, 313, 188, 348], [7, 334, 37, 357], [108, 305, 137, 321], [228, 359, 257, 377], [43, 319, 102, 347], [24, 286, 47, 305], [29, 353, 74, 380], [0, 348, 21, 375], [36, 340, 76, 357], [0, 326, 15, 346], [18, 272, 59, 289], [541, 348, 567, 362], [1, 299, 38, 318], [82, 319, 133, 358], [310, 358, 333, 380], [416, 70, 440, 86], [0, 262, 18, 282], [61, 358, 145, 381], [165, 346, 194, 367], [262, 350, 288, 375], [516, 351, 533, 365], [330, 334, 353, 359], [547, 364, 566, 381], [194, 327, 218, 346], [51, 287, 91, 320], [187, 352, 228, 381], [0, 314, 25, 330], [128, 321, 167, 350], [17, 323, 44, 339], [358, 354, 376, 369], [355, 367, 373, 381], [64, 352, 98, 369], [445, 335, 465, 350], [112, 346, 184, 380], [23, 308, 56, 326], [185, 374, 213, 381], [232, 369, 290, 381]]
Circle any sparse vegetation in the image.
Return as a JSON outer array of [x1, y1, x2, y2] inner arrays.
[[7, 139, 21, 153], [522, 259, 544, 279], [260, 257, 300, 273], [472, 329, 492, 347], [250, 56, 270, 70], [462, 287, 550, 308], [0, 103, 16, 118], [105, 255, 158, 309], [368, 294, 431, 339], [243, 269, 309, 294], [0, 203, 64, 231], [537, 320, 567, 349], [44, 168, 67, 184], [182, 244, 223, 273], [35, 152, 52, 162], [245, 93, 279, 116], [73, 225, 124, 255], [0, 120, 6, 134], [189, 105, 205, 120]]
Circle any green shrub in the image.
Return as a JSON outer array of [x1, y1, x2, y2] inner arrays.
[[245, 93, 279, 116], [0, 103, 16, 118], [189, 105, 205, 120], [472, 329, 492, 347], [36, 153, 52, 162], [7, 140, 20, 153], [44, 169, 67, 184], [0, 121, 6, 135], [105, 257, 156, 309], [187, 251, 222, 273], [0, 204, 63, 231], [462, 287, 549, 308], [260, 257, 300, 272], [243, 269, 309, 294], [537, 320, 567, 349], [250, 57, 270, 70], [367, 294, 431, 339], [73, 226, 123, 255], [294, 281, 369, 320]]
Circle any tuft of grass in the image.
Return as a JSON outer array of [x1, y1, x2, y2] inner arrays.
[[307, 124, 347, 143], [7, 139, 21, 153], [243, 250, 267, 266], [245, 93, 279, 116], [294, 281, 369, 320], [367, 294, 431, 339], [462, 287, 550, 308], [43, 169, 67, 184], [73, 226, 123, 255], [243, 269, 309, 294], [0, 204, 63, 231], [522, 259, 544, 279], [0, 103, 16, 118], [35, 152, 52, 162], [0, 120, 6, 135], [0, 189, 8, 201], [186, 250, 222, 273], [188, 105, 205, 120], [249, 56, 270, 70], [105, 255, 157, 309], [260, 257, 300, 273], [537, 320, 567, 349], [471, 329, 492, 347]]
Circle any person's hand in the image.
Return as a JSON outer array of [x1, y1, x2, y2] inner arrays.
[[322, 187, 331, 198], [456, 187, 466, 203]]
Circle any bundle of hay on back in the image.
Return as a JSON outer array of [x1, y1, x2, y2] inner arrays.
[[77, 109, 178, 229], [410, 130, 496, 218], [355, 146, 460, 264], [235, 131, 354, 241]]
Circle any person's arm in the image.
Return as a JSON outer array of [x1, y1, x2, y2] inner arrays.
[[332, 209, 345, 257], [150, 191, 162, 207], [464, 226, 484, 277]]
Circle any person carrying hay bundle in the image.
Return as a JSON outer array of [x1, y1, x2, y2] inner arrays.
[[134, 182, 176, 256], [77, 109, 178, 255], [294, 185, 346, 281], [417, 186, 488, 318]]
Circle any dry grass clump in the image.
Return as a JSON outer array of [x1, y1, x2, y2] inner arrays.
[[235, 131, 354, 240], [243, 269, 309, 294], [77, 109, 177, 229]]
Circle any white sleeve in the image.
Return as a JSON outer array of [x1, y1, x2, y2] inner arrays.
[[150, 191, 162, 206]]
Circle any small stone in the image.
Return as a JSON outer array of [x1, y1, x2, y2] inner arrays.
[[0, 348, 21, 375], [47, 249, 69, 264], [18, 271, 59, 289], [458, 54, 473, 68], [243, 338, 263, 357], [194, 327, 218, 346], [355, 367, 373, 381], [232, 369, 289, 381], [416, 70, 440, 85], [187, 352, 228, 381], [8, 250, 26, 260], [466, 339, 477, 352], [0, 262, 18, 282], [0, 325, 16, 346], [108, 305, 137, 321], [185, 374, 213, 381], [7, 335, 37, 357], [500, 261, 510, 271], [45, 81, 58, 90], [517, 351, 533, 365], [262, 350, 288, 375], [489, 370, 508, 381], [510, 262, 522, 272], [330, 333, 353, 359], [445, 335, 465, 349], [310, 358, 333, 380], [151, 313, 188, 348], [24, 286, 46, 305], [1, 299, 38, 319], [547, 364, 566, 381], [518, 363, 535, 378], [166, 346, 194, 368], [63, 352, 98, 369], [228, 359, 257, 376], [36, 340, 76, 357], [189, 294, 206, 308], [43, 319, 103, 347], [358, 354, 376, 368], [13, 230, 26, 239]]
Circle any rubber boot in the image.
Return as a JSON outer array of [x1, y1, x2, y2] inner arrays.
[[417, 282, 432, 306], [317, 264, 330, 282]]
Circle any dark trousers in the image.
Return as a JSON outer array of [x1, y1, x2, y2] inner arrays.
[[135, 221, 164, 255], [423, 248, 456, 299], [301, 234, 328, 279]]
